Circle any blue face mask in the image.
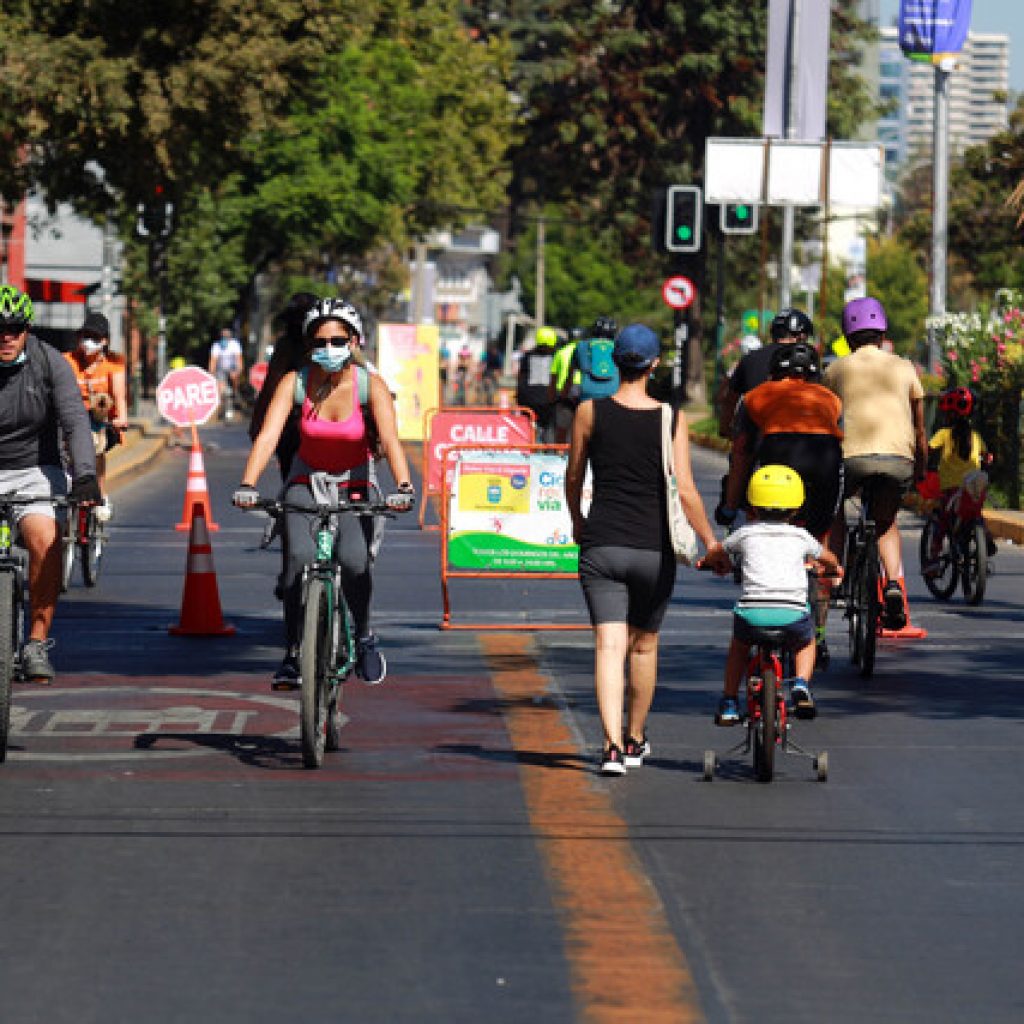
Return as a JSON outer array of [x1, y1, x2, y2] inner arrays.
[[311, 345, 351, 373]]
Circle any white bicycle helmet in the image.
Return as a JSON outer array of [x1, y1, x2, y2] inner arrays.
[[303, 297, 363, 341]]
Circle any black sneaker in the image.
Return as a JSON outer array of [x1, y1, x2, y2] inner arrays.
[[623, 733, 650, 768], [790, 677, 817, 720], [600, 744, 627, 775], [882, 581, 907, 630], [272, 653, 301, 692], [355, 634, 386, 685], [21, 638, 55, 684], [715, 696, 741, 726]]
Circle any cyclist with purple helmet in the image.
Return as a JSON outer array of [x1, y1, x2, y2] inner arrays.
[[823, 297, 928, 631]]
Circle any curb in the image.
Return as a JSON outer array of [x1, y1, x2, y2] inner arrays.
[[105, 420, 173, 487]]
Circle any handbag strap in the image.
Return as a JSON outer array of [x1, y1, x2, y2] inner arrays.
[[660, 403, 675, 480]]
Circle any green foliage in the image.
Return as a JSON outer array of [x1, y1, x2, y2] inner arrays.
[[898, 95, 1024, 308]]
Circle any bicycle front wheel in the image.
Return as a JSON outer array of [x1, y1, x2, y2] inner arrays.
[[961, 521, 988, 606], [80, 511, 103, 587], [60, 526, 75, 593], [299, 577, 332, 769], [753, 666, 777, 783], [920, 514, 957, 600], [0, 571, 17, 763]]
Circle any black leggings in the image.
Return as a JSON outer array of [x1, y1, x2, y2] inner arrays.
[[281, 481, 375, 649]]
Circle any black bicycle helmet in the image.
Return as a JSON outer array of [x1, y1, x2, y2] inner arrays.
[[770, 340, 821, 381], [592, 315, 617, 340], [770, 307, 814, 341]]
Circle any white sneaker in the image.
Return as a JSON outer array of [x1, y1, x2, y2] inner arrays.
[[94, 498, 113, 523]]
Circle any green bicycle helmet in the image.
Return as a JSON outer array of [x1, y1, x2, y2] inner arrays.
[[0, 285, 34, 328]]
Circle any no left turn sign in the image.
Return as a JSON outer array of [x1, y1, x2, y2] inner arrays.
[[662, 275, 696, 310]]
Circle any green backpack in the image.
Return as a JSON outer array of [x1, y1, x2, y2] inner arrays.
[[576, 337, 620, 401]]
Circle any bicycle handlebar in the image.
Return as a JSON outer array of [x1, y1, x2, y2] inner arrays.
[[0, 493, 71, 510], [241, 495, 406, 518]]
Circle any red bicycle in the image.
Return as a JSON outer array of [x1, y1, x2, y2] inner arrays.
[[918, 466, 992, 606]]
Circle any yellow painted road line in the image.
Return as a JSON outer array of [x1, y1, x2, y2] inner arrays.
[[481, 633, 704, 1024]]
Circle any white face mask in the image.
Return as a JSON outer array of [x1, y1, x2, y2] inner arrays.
[[79, 339, 103, 357]]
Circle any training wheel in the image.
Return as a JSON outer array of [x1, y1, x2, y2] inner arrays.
[[815, 751, 829, 782], [703, 750, 716, 781]]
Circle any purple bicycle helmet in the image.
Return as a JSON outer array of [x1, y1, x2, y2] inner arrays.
[[841, 296, 888, 337]]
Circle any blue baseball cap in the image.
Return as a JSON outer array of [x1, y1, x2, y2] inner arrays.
[[613, 323, 660, 369]]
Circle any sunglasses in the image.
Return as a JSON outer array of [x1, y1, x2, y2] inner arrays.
[[308, 333, 355, 349]]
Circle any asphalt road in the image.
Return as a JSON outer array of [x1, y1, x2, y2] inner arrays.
[[1, 418, 1021, 1023]]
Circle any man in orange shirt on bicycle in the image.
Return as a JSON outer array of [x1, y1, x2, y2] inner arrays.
[[63, 311, 127, 520]]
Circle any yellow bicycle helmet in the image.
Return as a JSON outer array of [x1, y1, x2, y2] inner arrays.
[[535, 326, 558, 347], [747, 464, 804, 511]]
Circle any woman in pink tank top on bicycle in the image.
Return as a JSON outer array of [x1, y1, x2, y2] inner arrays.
[[234, 297, 414, 689]]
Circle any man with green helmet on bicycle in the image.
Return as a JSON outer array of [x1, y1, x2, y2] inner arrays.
[[0, 285, 100, 682]]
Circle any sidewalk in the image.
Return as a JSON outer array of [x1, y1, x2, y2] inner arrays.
[[105, 412, 174, 487]]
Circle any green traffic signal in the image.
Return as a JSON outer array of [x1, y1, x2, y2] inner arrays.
[[676, 225, 692, 242], [735, 204, 749, 221]]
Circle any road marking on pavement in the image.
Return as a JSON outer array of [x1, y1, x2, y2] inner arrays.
[[481, 633, 703, 1024]]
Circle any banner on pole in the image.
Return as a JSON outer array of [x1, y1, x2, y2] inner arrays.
[[764, 0, 831, 140], [899, 0, 972, 63]]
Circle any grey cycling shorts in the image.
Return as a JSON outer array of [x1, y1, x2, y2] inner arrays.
[[0, 465, 67, 522], [578, 544, 676, 631], [843, 455, 913, 526]]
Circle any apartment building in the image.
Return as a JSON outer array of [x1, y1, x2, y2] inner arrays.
[[878, 26, 1010, 173]]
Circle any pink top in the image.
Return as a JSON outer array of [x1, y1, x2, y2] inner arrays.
[[296, 372, 372, 474]]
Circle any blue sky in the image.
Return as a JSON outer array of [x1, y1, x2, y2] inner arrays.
[[879, 1, 1024, 91]]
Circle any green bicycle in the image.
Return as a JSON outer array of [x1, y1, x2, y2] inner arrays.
[[0, 492, 68, 762], [247, 482, 404, 768]]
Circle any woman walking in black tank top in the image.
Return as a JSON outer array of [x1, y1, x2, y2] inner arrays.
[[565, 324, 728, 774]]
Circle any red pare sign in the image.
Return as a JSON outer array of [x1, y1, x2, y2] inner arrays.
[[157, 366, 221, 427]]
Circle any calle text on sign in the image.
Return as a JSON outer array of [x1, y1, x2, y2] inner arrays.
[[425, 409, 535, 493]]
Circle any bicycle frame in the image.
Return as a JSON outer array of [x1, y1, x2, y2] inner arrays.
[[840, 479, 882, 678]]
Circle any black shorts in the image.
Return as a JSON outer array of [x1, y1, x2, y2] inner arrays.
[[756, 433, 844, 539], [843, 455, 914, 527], [578, 545, 676, 631]]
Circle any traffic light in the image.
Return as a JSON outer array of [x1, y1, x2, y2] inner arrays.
[[664, 185, 702, 253], [721, 202, 758, 235], [136, 185, 174, 239]]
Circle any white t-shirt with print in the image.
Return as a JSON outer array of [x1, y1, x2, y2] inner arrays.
[[723, 521, 821, 612]]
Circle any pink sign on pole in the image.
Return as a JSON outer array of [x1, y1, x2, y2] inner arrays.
[[425, 409, 535, 493], [157, 366, 221, 427]]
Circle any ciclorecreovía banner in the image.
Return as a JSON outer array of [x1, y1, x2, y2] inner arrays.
[[446, 450, 577, 573]]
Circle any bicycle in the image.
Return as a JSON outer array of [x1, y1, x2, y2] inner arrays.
[[835, 475, 886, 680], [244, 479, 408, 768], [60, 501, 106, 591], [919, 470, 991, 606], [0, 492, 67, 762], [700, 564, 829, 784]]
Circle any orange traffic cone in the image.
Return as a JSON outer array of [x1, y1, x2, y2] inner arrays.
[[169, 503, 235, 636], [175, 427, 219, 531], [877, 576, 927, 639]]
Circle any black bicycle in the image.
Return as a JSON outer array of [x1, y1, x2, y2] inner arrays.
[[838, 476, 885, 679], [244, 483, 409, 768], [0, 492, 68, 762]]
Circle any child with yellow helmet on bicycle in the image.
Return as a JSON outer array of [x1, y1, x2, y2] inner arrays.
[[715, 465, 841, 725]]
